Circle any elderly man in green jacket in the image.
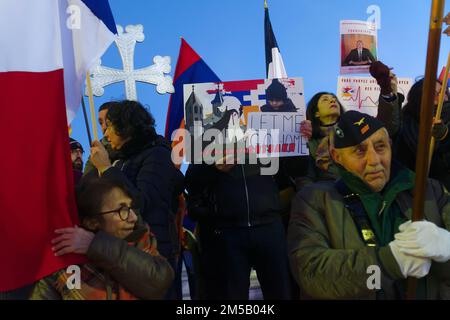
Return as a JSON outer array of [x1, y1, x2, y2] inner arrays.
[[288, 110, 450, 299]]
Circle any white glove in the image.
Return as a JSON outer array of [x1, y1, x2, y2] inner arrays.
[[389, 240, 431, 278], [395, 220, 450, 263]]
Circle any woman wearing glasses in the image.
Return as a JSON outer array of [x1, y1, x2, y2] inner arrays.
[[30, 178, 174, 300], [87, 100, 184, 299]]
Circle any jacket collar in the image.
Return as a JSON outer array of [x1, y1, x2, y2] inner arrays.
[[115, 134, 170, 159]]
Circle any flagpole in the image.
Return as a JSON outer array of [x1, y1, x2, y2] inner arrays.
[[85, 71, 99, 142], [428, 52, 450, 167], [407, 0, 445, 300], [80, 96, 92, 146]]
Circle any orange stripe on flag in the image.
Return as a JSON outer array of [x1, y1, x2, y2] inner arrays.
[[171, 119, 187, 170]]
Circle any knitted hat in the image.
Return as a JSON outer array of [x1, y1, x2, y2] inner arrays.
[[70, 138, 84, 152]]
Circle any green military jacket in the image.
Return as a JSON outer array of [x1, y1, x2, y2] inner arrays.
[[288, 179, 450, 299]]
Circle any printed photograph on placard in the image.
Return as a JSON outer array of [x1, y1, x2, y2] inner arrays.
[[340, 20, 378, 75]]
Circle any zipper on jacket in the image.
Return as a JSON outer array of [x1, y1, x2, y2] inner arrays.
[[241, 165, 251, 227], [378, 201, 386, 216]]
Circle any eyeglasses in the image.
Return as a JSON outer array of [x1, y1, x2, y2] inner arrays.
[[95, 205, 137, 221]]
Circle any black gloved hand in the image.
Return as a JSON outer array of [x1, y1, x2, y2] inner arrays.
[[432, 121, 449, 140], [369, 61, 393, 95]]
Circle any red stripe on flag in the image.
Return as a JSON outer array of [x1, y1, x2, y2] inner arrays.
[[0, 70, 85, 291], [173, 38, 201, 80], [438, 66, 450, 83]]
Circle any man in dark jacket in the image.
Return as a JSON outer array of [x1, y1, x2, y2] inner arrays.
[[84, 102, 117, 176], [343, 40, 376, 66], [288, 110, 450, 299], [70, 138, 84, 186], [186, 158, 292, 300]]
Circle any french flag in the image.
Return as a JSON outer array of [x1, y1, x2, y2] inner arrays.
[[264, 1, 287, 79], [0, 0, 116, 292]]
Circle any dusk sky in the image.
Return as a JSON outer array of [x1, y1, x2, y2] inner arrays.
[[70, 0, 450, 163]]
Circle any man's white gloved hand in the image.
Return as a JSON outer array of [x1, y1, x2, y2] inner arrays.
[[389, 240, 431, 278], [395, 220, 450, 263]]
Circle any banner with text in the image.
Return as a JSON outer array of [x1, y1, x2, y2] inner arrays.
[[337, 76, 413, 116]]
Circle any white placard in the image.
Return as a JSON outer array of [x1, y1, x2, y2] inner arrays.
[[246, 112, 308, 157], [337, 76, 413, 116]]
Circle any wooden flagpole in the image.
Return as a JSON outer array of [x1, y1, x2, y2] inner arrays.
[[406, 0, 445, 300], [85, 71, 99, 142]]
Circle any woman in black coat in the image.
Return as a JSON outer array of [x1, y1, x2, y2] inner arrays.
[[395, 79, 450, 190], [89, 100, 184, 279]]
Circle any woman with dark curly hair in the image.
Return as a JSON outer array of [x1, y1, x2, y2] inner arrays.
[[88, 100, 184, 298]]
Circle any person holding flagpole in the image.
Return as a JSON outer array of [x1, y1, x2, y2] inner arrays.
[[288, 110, 450, 299], [83, 101, 118, 176], [31, 178, 174, 300]]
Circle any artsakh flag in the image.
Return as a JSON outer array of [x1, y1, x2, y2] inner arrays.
[[0, 0, 116, 291], [164, 38, 220, 142]]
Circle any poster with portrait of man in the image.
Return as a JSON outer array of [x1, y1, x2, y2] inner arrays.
[[340, 20, 378, 75]]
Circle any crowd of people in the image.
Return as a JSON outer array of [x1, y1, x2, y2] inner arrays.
[[2, 61, 450, 300]]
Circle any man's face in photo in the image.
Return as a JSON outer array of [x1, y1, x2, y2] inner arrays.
[[357, 41, 363, 50]]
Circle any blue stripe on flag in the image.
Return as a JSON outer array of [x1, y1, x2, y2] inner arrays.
[[166, 59, 220, 140], [81, 0, 117, 34]]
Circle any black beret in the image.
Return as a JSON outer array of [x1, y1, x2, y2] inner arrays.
[[333, 110, 385, 149], [69, 138, 84, 152]]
